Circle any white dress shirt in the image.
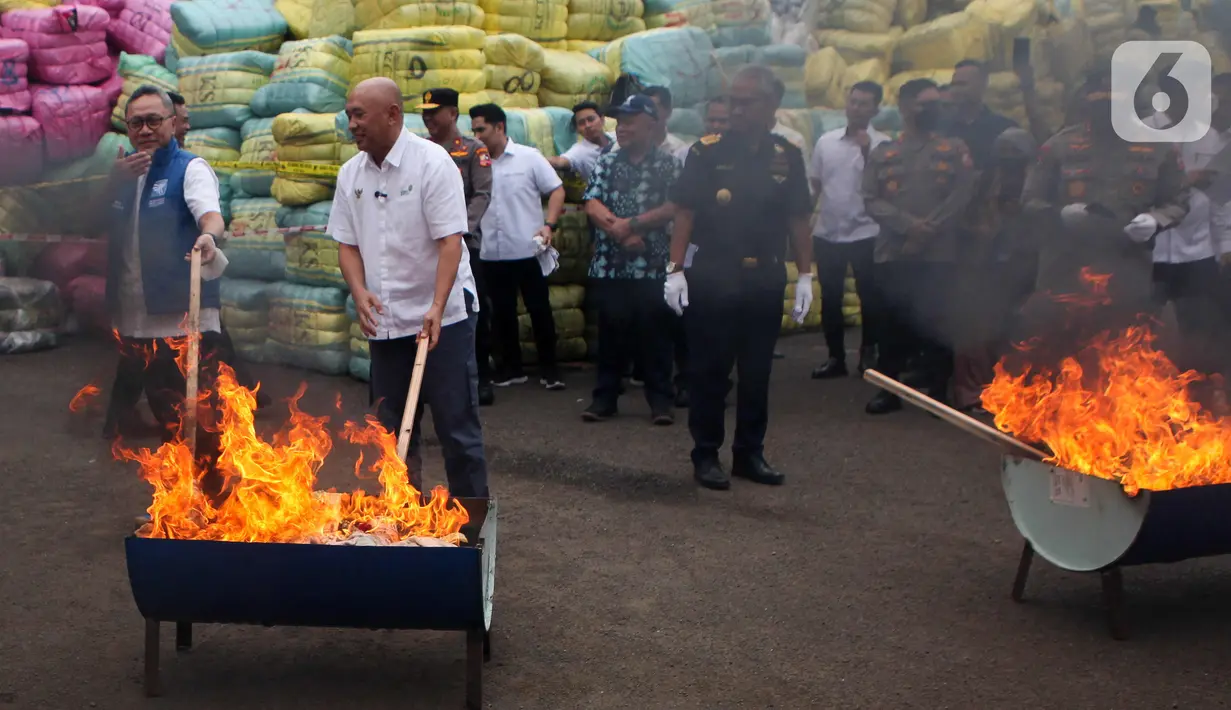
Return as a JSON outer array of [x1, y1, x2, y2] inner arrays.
[[560, 132, 614, 182], [479, 139, 563, 262], [1154, 126, 1231, 264], [328, 128, 475, 341], [810, 125, 890, 243], [117, 157, 227, 339]]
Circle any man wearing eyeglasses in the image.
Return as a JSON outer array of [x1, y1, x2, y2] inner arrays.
[[107, 84, 230, 502]]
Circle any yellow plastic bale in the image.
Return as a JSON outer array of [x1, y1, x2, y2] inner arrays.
[[895, 13, 992, 72], [566, 40, 607, 53], [222, 307, 269, 330], [569, 0, 643, 13], [566, 14, 645, 41], [480, 0, 567, 16], [182, 132, 240, 166], [540, 49, 614, 95], [508, 108, 557, 154], [365, 3, 485, 30], [813, 28, 900, 67], [539, 87, 607, 108], [894, 0, 926, 26], [486, 65, 541, 93], [276, 0, 355, 39], [805, 46, 847, 108], [885, 70, 954, 105], [353, 25, 487, 54], [487, 90, 541, 108], [285, 231, 346, 288], [841, 57, 889, 97], [483, 15, 568, 42], [272, 175, 335, 205], [484, 32, 547, 71], [272, 111, 338, 145], [352, 29, 490, 101], [518, 307, 584, 340], [814, 0, 896, 34], [963, 0, 1037, 71], [515, 283, 585, 313]]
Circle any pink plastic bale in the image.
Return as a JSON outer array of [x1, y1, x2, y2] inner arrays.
[[0, 5, 112, 34], [0, 6, 113, 84], [32, 84, 109, 163], [0, 39, 31, 112], [108, 0, 172, 61], [0, 115, 44, 185], [66, 274, 108, 333], [94, 63, 122, 103], [74, 0, 127, 19]]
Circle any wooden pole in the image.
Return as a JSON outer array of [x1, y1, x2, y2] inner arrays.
[[863, 369, 1049, 460], [183, 248, 202, 457], [395, 332, 430, 463]]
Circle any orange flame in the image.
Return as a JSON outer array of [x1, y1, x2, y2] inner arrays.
[[983, 273, 1231, 495], [69, 383, 101, 412], [112, 357, 469, 544]]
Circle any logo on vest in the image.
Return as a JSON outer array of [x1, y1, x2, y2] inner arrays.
[[151, 179, 168, 197]]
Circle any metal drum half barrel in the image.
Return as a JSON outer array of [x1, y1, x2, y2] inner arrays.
[[1001, 456, 1231, 570]]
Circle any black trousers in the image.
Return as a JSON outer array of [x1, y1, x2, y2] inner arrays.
[[591, 278, 674, 409], [368, 295, 488, 498], [483, 257, 557, 376], [815, 237, 878, 357], [108, 332, 226, 496], [671, 311, 688, 390], [686, 276, 783, 464], [1153, 258, 1224, 374], [875, 261, 955, 393], [468, 246, 493, 383]]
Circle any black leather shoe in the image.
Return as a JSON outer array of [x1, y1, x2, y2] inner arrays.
[[651, 407, 675, 426], [857, 346, 877, 374], [732, 454, 785, 486], [865, 390, 903, 415], [693, 459, 730, 490], [478, 381, 495, 406], [811, 357, 848, 379], [580, 402, 616, 422], [674, 388, 689, 408]]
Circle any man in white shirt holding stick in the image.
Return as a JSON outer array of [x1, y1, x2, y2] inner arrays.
[[329, 77, 489, 499]]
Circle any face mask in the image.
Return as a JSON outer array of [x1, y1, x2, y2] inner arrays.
[[915, 104, 940, 131]]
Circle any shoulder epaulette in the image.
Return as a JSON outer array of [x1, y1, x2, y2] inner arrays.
[[699, 133, 721, 145]]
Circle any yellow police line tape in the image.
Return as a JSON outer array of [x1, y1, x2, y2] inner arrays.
[[0, 160, 341, 194], [0, 224, 330, 243]]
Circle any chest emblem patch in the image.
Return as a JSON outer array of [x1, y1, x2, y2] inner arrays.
[[150, 179, 168, 197], [354, 188, 363, 199], [401, 185, 413, 196]]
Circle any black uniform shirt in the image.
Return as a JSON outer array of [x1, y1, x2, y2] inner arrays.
[[671, 131, 810, 284], [941, 105, 1017, 170]]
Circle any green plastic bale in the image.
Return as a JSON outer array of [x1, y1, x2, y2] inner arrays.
[[264, 339, 351, 375], [227, 325, 270, 344], [349, 355, 371, 381], [268, 282, 351, 351], [220, 277, 273, 310], [250, 37, 354, 117], [232, 118, 278, 197], [285, 231, 346, 289], [518, 307, 584, 340], [515, 283, 585, 313], [547, 256, 590, 285], [519, 335, 587, 364], [222, 306, 269, 330], [226, 198, 286, 281], [234, 341, 270, 362]]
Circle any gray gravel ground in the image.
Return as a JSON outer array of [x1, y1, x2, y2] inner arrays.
[[4, 334, 1231, 710]]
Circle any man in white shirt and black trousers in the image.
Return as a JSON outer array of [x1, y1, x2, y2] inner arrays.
[[329, 77, 488, 499], [469, 102, 567, 390]]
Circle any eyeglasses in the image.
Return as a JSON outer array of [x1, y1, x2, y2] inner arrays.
[[127, 114, 172, 131]]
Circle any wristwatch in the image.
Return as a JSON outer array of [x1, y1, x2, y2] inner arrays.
[[666, 261, 681, 274], [545, 221, 557, 230]]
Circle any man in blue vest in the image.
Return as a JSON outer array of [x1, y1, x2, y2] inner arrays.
[[109, 84, 230, 499]]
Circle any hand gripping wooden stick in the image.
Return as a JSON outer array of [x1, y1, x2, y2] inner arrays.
[[183, 248, 202, 457], [862, 369, 1049, 460], [395, 332, 430, 463]]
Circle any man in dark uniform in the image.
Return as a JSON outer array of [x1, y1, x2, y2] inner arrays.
[[422, 87, 495, 405], [666, 64, 814, 491], [862, 78, 976, 415]]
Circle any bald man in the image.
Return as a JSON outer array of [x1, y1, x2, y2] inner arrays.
[[328, 78, 489, 498]]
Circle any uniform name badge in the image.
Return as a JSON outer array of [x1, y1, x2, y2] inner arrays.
[[716, 188, 732, 205]]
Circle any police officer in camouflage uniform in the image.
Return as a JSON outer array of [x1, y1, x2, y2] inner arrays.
[[1019, 69, 1188, 334], [862, 78, 976, 415], [422, 88, 496, 404]]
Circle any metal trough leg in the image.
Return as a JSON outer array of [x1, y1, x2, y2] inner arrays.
[[1101, 567, 1128, 641], [1011, 541, 1034, 602], [144, 619, 161, 697], [466, 628, 484, 710], [175, 622, 193, 651]]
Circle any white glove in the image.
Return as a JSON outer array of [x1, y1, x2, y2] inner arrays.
[[664, 271, 688, 316], [1060, 203, 1088, 227], [791, 272, 813, 324], [532, 235, 548, 254], [1124, 213, 1159, 243]]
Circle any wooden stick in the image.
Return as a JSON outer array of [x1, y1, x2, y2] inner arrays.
[[863, 369, 1049, 460], [183, 248, 202, 457], [395, 332, 430, 463]]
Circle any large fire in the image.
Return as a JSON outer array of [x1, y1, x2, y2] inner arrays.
[[84, 336, 469, 544], [982, 272, 1231, 495]]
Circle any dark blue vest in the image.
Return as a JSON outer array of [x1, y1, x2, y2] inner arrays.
[[107, 140, 220, 317]]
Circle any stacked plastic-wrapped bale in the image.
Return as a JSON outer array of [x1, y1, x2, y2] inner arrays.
[[350, 26, 489, 113], [644, 0, 715, 31], [226, 196, 286, 282], [892, 10, 992, 75], [220, 278, 273, 361], [519, 280, 587, 365], [270, 110, 342, 207], [484, 33, 545, 109], [278, 202, 345, 290], [110, 52, 177, 131], [181, 127, 242, 225], [592, 26, 713, 109], [32, 84, 112, 164], [1080, 0, 1134, 63], [355, 0, 485, 30], [0, 38, 41, 186], [333, 105, 475, 163], [810, 0, 901, 104], [714, 44, 805, 107], [109, 0, 173, 61], [276, 0, 356, 39], [710, 0, 771, 47], [251, 36, 353, 118], [167, 0, 287, 71], [267, 282, 352, 375], [537, 48, 613, 108], [566, 0, 645, 51], [345, 294, 369, 381], [481, 0, 568, 47], [232, 117, 277, 197]]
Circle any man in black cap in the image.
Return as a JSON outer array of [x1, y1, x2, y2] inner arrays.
[[422, 87, 496, 405]]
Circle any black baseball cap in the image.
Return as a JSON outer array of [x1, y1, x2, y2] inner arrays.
[[607, 94, 659, 121], [420, 88, 459, 111]]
